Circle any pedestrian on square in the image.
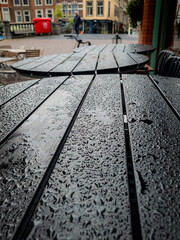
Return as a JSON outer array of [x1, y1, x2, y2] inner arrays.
[[74, 12, 82, 36]]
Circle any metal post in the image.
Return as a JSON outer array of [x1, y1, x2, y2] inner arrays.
[[150, 0, 163, 70]]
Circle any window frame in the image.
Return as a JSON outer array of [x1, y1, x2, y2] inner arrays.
[[35, 9, 43, 18], [0, 0, 8, 4], [72, 4, 78, 17], [45, 0, 53, 6], [2, 7, 10, 21], [23, 10, 31, 22], [35, 0, 42, 6], [45, 8, 54, 21], [22, 0, 29, 6], [97, 1, 104, 16], [15, 10, 23, 23], [13, 0, 20, 6], [86, 1, 93, 16], [62, 4, 68, 17]]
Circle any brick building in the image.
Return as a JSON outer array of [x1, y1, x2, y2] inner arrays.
[[56, 0, 83, 18], [0, 0, 56, 23]]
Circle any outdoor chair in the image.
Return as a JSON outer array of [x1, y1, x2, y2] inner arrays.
[[25, 49, 40, 58], [0, 45, 12, 57], [154, 50, 175, 75], [161, 56, 180, 78]]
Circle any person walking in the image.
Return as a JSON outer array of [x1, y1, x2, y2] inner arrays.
[[74, 12, 82, 36]]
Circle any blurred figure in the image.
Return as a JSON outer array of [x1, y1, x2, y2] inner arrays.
[[74, 12, 82, 36]]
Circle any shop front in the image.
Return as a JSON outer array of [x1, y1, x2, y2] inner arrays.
[[83, 20, 112, 34]]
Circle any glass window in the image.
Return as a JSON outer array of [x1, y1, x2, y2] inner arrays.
[[1, 0, 8, 3], [14, 0, 20, 5], [46, 0, 52, 5], [35, 9, 43, 18], [22, 0, 29, 5], [46, 9, 54, 21], [2, 8, 10, 21], [62, 5, 68, 16], [86, 2, 93, 16], [108, 1, 110, 17], [35, 0, 42, 5], [114, 5, 119, 17], [15, 10, 22, 22], [72, 4, 78, 17], [97, 1, 104, 16], [24, 10, 30, 22]]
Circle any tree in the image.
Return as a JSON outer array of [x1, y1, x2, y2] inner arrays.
[[126, 0, 144, 28], [54, 5, 63, 20]]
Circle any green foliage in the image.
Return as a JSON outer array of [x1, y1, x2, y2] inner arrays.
[[126, 0, 144, 28], [54, 5, 63, 19]]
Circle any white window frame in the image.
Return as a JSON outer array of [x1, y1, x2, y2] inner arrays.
[[22, 0, 29, 6], [72, 4, 78, 17], [86, 1, 93, 16], [45, 8, 54, 21], [45, 0, 53, 6], [2, 7, 10, 21], [23, 10, 31, 22], [0, 0, 8, 4], [35, 9, 43, 18], [62, 4, 68, 17], [15, 10, 23, 23], [97, 1, 104, 16], [13, 0, 20, 6], [35, 0, 42, 6]]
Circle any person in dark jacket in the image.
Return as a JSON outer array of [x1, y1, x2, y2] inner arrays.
[[74, 12, 82, 36]]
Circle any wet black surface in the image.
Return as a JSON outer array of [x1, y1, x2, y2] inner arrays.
[[0, 73, 179, 240], [123, 74, 180, 239], [0, 75, 92, 239], [0, 77, 67, 144], [12, 44, 150, 76], [0, 79, 39, 106], [152, 75, 180, 114], [27, 74, 132, 240]]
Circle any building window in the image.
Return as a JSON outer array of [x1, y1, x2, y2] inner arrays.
[[24, 10, 30, 22], [2, 7, 10, 21], [114, 5, 119, 17], [86, 2, 93, 16], [35, 9, 43, 18], [14, 0, 20, 5], [22, 0, 29, 6], [46, 0, 52, 5], [62, 5, 68, 17], [0, 0, 8, 3], [72, 4, 78, 17], [108, 1, 110, 17], [35, 0, 42, 5], [15, 10, 22, 22], [46, 9, 54, 21], [97, 1, 104, 16]]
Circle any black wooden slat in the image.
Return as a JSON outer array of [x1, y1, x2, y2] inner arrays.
[[152, 75, 180, 114], [114, 52, 137, 73], [0, 75, 93, 240], [123, 74, 180, 240], [27, 74, 132, 240], [0, 77, 66, 144], [31, 54, 72, 73], [113, 44, 125, 53], [73, 45, 106, 74], [124, 44, 135, 53], [0, 79, 39, 106], [97, 51, 118, 73], [16, 55, 58, 71], [128, 53, 149, 66], [12, 57, 40, 68]]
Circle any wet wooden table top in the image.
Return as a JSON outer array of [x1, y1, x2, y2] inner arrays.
[[12, 44, 150, 77], [0, 74, 179, 240]]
